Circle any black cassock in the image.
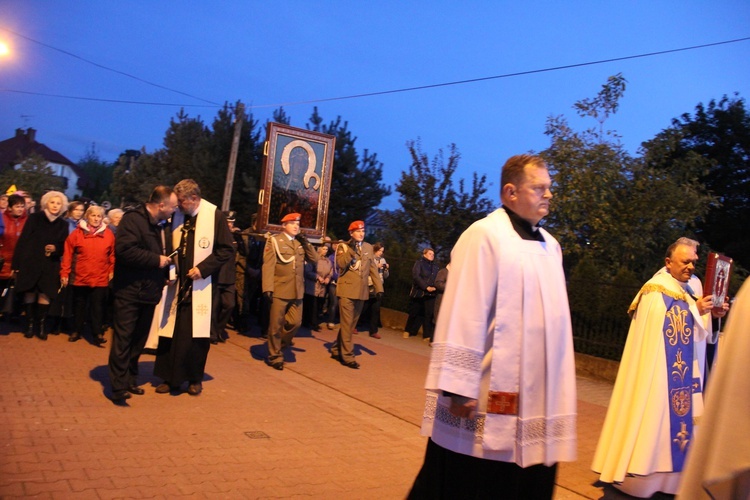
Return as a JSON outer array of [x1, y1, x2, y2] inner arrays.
[[154, 209, 234, 386]]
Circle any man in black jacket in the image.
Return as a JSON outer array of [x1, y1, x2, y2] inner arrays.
[[107, 186, 178, 402]]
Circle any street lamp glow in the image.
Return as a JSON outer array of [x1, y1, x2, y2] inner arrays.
[[0, 41, 10, 57]]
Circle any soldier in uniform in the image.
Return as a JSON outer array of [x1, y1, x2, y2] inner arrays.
[[262, 212, 317, 370], [331, 220, 383, 369]]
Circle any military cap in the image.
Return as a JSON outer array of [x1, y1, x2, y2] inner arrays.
[[348, 220, 365, 232], [281, 213, 301, 223]]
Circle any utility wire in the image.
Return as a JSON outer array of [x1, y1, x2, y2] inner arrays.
[[1, 88, 211, 107], [0, 26, 221, 106], [254, 36, 750, 109], [1, 32, 748, 110]]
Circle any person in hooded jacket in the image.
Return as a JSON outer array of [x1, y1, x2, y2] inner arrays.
[[60, 205, 115, 345]]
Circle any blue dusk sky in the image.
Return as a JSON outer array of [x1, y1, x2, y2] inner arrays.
[[1, 1, 749, 209]]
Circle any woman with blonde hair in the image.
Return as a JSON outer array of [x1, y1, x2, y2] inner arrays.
[[12, 191, 69, 340]]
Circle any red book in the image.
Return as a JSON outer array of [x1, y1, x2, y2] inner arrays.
[[704, 252, 733, 312]]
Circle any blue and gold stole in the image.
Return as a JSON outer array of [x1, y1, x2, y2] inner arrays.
[[662, 294, 699, 471]]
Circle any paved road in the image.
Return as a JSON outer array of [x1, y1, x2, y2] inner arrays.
[[1, 319, 617, 499]]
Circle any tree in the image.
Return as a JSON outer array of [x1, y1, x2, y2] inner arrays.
[[385, 140, 494, 263], [643, 94, 750, 268], [0, 152, 65, 201], [542, 74, 714, 279], [306, 107, 391, 238], [110, 102, 265, 227], [77, 144, 114, 202]]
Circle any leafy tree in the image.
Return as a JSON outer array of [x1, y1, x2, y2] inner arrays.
[[643, 94, 750, 268], [77, 144, 114, 202], [385, 140, 494, 263], [542, 74, 714, 279], [0, 152, 65, 201], [110, 102, 265, 227], [111, 148, 172, 206], [305, 107, 391, 238]]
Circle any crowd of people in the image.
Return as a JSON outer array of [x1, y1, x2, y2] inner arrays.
[[0, 190, 117, 344], [2, 152, 746, 498]]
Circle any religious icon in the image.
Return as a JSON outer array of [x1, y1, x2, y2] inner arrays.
[[256, 123, 335, 240]]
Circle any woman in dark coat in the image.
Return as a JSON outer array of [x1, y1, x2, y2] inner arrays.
[[12, 191, 69, 340]]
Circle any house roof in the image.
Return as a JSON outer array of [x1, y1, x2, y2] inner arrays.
[[0, 128, 87, 187]]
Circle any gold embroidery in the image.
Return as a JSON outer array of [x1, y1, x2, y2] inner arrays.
[[671, 387, 691, 417], [673, 421, 690, 452], [628, 284, 689, 315], [672, 349, 689, 382], [665, 305, 691, 346]]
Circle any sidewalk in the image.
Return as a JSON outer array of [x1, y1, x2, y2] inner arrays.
[[0, 320, 614, 499]]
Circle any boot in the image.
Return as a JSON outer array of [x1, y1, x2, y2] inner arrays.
[[37, 304, 50, 340], [68, 332, 81, 342], [24, 303, 35, 338]]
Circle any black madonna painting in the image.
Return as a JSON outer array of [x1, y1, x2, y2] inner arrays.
[[256, 123, 335, 239]]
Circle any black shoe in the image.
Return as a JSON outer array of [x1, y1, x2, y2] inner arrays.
[[187, 383, 202, 395], [330, 352, 341, 361], [266, 359, 283, 370], [68, 332, 81, 342], [38, 331, 48, 341], [342, 360, 360, 369], [24, 331, 34, 339], [110, 390, 132, 401], [127, 385, 145, 395], [210, 338, 218, 344], [97, 335, 107, 345], [155, 383, 172, 394]]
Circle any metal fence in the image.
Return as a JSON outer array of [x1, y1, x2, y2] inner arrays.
[[380, 256, 636, 362]]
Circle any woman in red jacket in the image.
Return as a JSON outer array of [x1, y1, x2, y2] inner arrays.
[[0, 194, 28, 317], [60, 205, 115, 345]]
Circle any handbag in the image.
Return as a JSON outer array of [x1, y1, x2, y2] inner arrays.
[[1, 276, 16, 315]]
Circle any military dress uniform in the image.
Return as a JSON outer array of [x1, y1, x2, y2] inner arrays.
[[332, 224, 383, 368], [262, 225, 317, 368]]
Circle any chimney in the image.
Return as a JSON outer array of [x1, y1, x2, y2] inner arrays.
[[15, 128, 24, 138], [26, 128, 36, 142]]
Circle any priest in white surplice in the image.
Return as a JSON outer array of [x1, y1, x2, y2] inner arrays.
[[151, 179, 235, 396], [408, 154, 577, 499], [592, 240, 717, 497]]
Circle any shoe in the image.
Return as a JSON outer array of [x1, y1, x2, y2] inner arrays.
[[155, 383, 172, 394], [423, 337, 431, 343], [38, 331, 48, 341], [342, 360, 360, 369], [403, 331, 410, 339], [24, 331, 34, 339], [266, 359, 283, 371], [327, 323, 334, 329], [110, 390, 132, 401], [187, 383, 202, 396], [311, 326, 321, 332], [369, 332, 381, 339], [68, 332, 81, 342], [127, 385, 145, 395], [97, 335, 107, 345], [210, 338, 218, 344], [330, 352, 340, 361]]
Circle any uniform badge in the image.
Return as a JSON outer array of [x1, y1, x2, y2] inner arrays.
[[198, 237, 211, 249]]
